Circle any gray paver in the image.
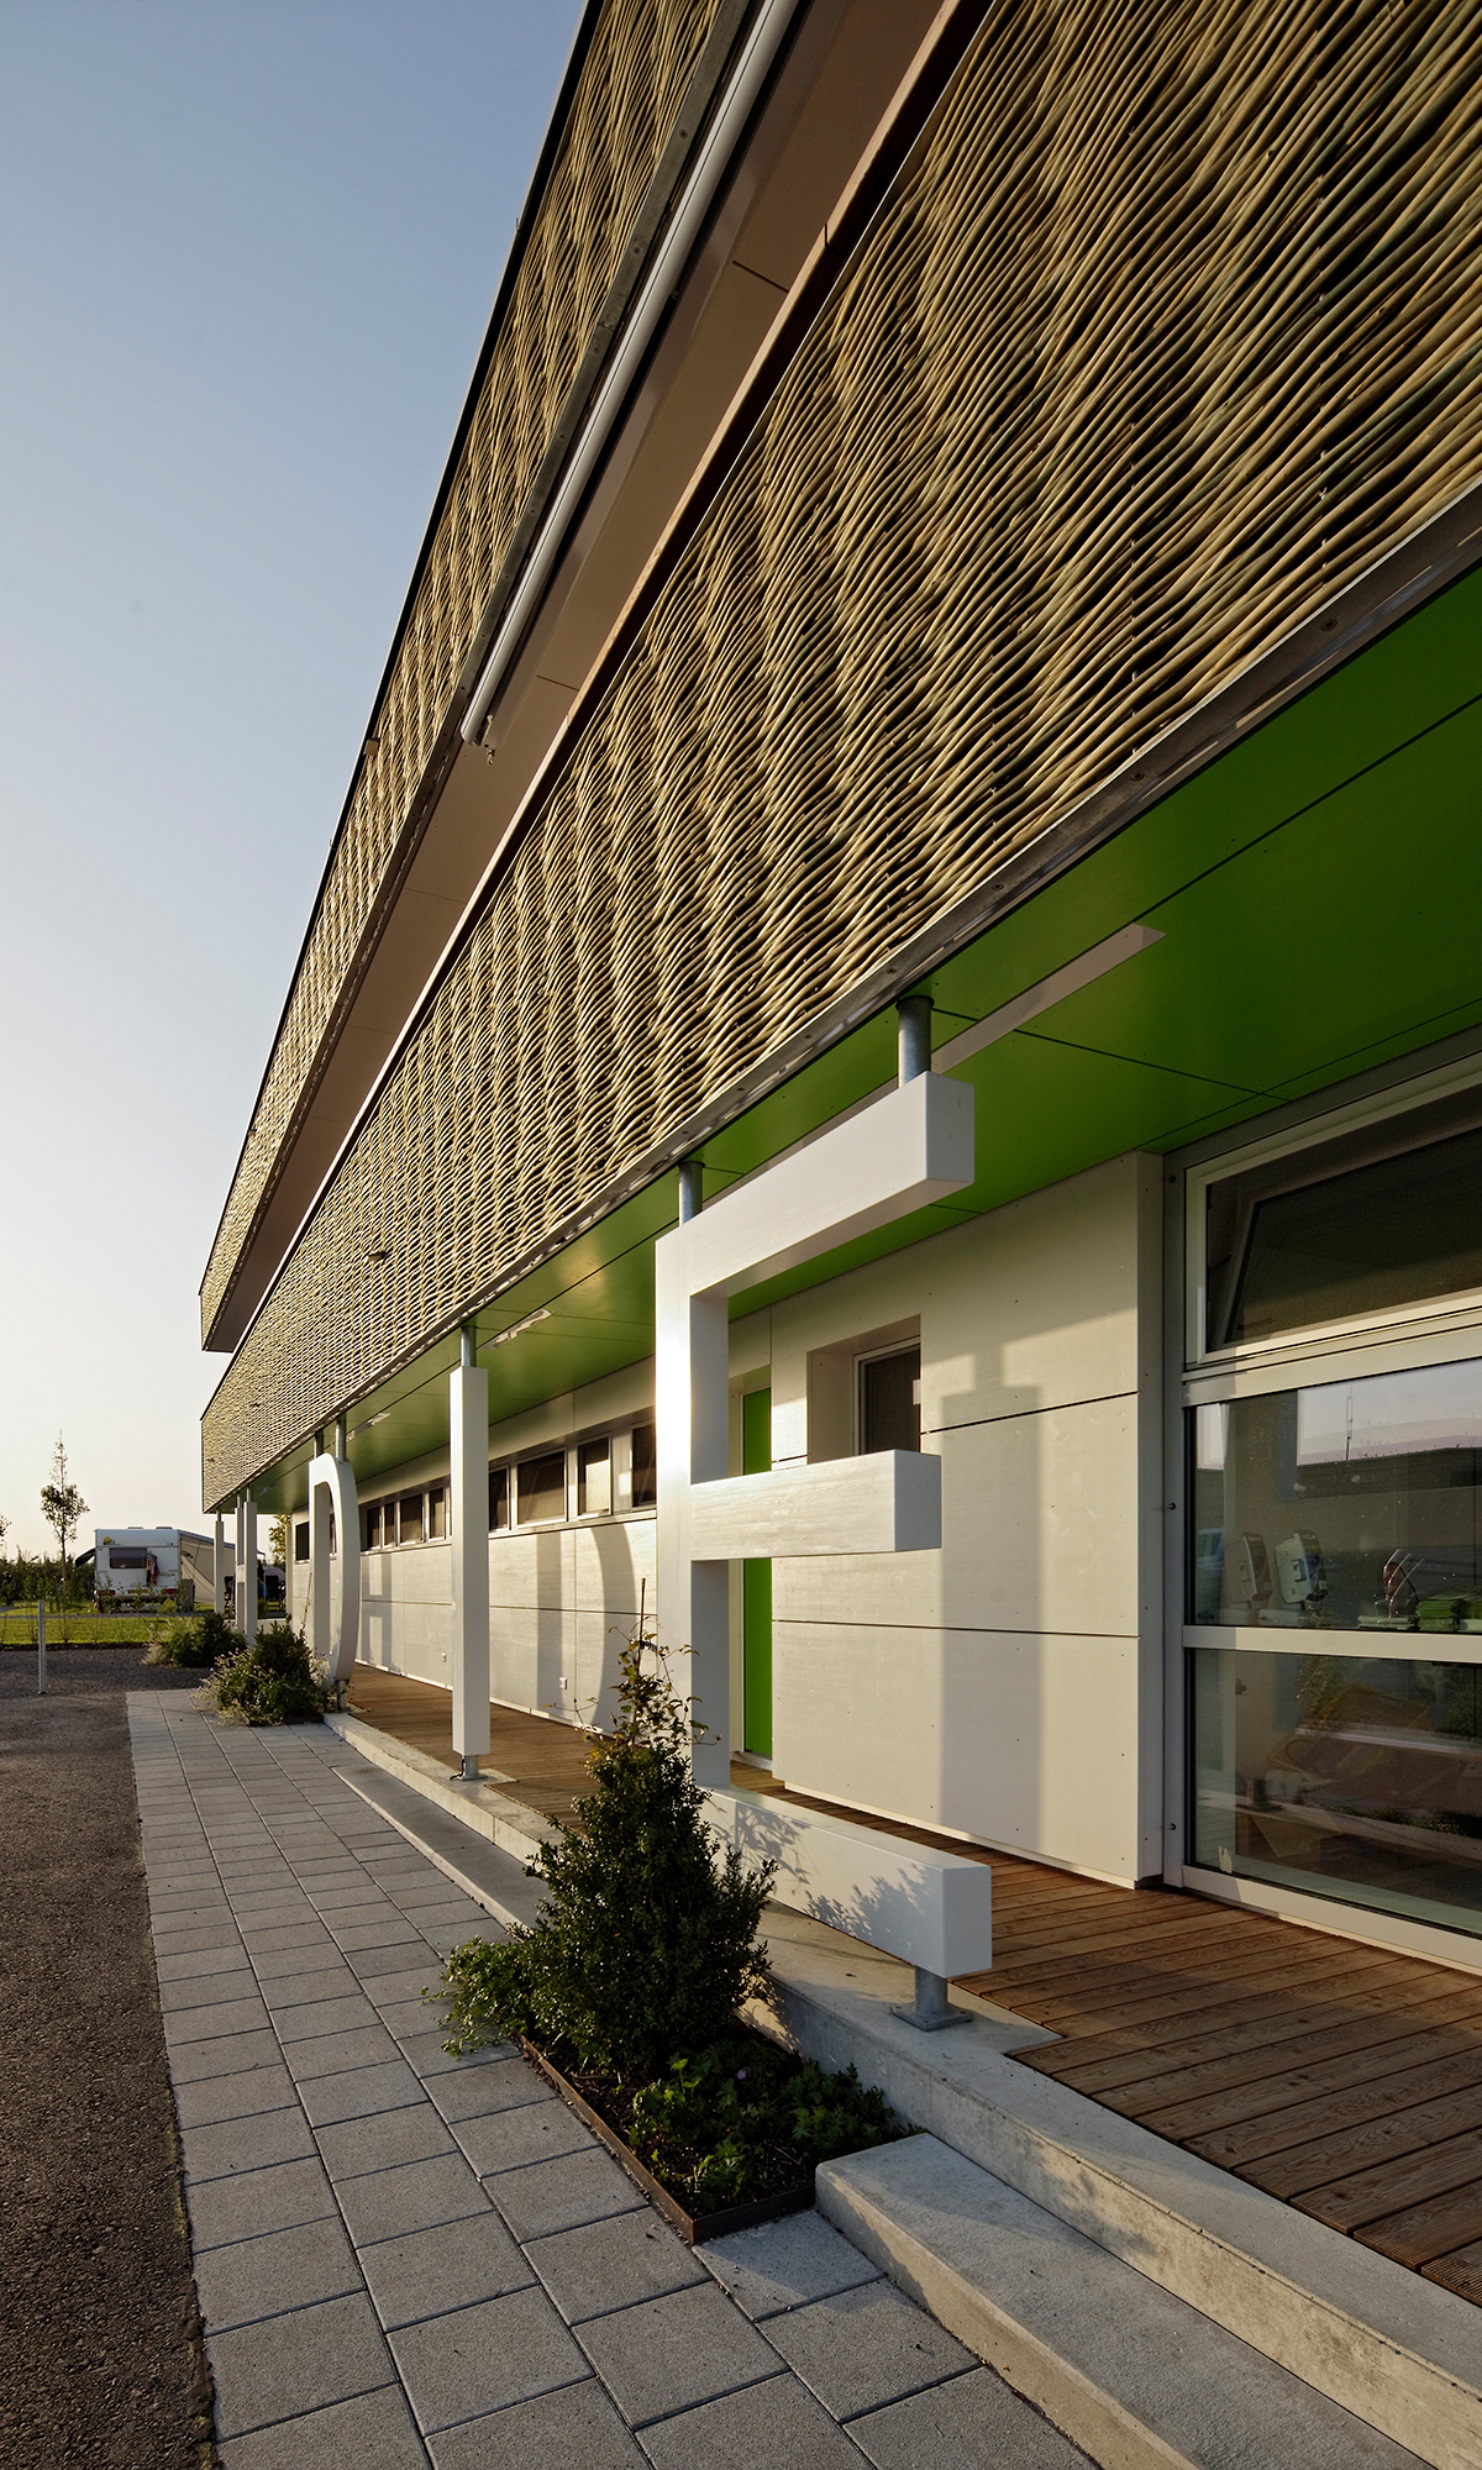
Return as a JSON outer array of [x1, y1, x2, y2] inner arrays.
[[336, 2154, 493, 2246], [390, 2285, 588, 2432], [176, 2065, 297, 2129], [636, 2371, 862, 2468], [428, 2379, 644, 2468], [453, 2097, 591, 2175], [188, 2156, 339, 2250], [262, 1962, 361, 2009], [254, 1939, 357, 1982], [398, 2030, 524, 2084], [184, 2106, 318, 2182], [208, 2291, 395, 2437], [703, 2208, 883, 2319], [274, 1992, 383, 2043], [763, 2278, 974, 2420], [156, 1945, 254, 1983], [165, 1995, 273, 2045], [158, 1965, 258, 2012], [194, 2216, 363, 2331], [851, 2368, 1095, 2469], [422, 2054, 542, 2116], [219, 2384, 430, 2468], [353, 1940, 441, 1979], [167, 2028, 281, 2085], [486, 2147, 643, 2241], [318, 2107, 458, 2181], [300, 2057, 426, 2127], [367, 1965, 447, 2008], [359, 2211, 534, 2330], [285, 2022, 403, 2080], [576, 2279, 782, 2428], [530, 2210, 706, 2325]]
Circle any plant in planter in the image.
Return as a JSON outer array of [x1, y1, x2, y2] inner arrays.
[[437, 1625, 902, 2223], [145, 1607, 239, 1669], [198, 1621, 328, 1724]]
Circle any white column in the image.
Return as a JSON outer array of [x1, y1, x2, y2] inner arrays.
[[656, 1271, 732, 1787], [450, 1331, 490, 1780], [212, 1513, 225, 1615], [308, 1444, 360, 1682], [240, 1491, 258, 1644]]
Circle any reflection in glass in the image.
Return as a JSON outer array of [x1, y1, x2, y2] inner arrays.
[[1192, 1648, 1482, 1938], [1191, 1357, 1482, 1632]]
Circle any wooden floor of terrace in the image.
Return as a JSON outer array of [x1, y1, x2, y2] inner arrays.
[[346, 1666, 1482, 2307]]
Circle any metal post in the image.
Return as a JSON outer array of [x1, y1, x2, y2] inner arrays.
[[678, 1156, 703, 1223], [897, 996, 933, 1084], [212, 1512, 225, 1615], [36, 1599, 46, 1696], [891, 1965, 968, 2031]]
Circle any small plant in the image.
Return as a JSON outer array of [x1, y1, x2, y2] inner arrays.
[[199, 1622, 328, 1724], [628, 2037, 900, 2210], [439, 1626, 774, 2077], [145, 1607, 239, 1669]]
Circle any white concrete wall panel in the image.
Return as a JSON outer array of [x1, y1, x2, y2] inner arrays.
[[358, 1541, 453, 1687]]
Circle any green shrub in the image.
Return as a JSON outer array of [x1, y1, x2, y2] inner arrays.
[[145, 1607, 239, 1669], [199, 1623, 328, 1725], [629, 2037, 901, 2210], [438, 1630, 775, 2076]]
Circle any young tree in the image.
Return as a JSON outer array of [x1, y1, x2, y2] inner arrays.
[[268, 1514, 290, 1570], [40, 1437, 87, 1604]]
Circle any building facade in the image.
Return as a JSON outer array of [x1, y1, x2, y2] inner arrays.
[[205, 0, 1482, 1975]]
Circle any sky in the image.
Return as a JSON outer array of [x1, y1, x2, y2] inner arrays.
[[0, 1, 582, 1555]]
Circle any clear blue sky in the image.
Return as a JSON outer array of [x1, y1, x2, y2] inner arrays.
[[0, 1, 582, 1554]]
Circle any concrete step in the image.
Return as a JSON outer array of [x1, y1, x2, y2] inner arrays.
[[821, 2133, 1430, 2470], [323, 1707, 551, 1865], [764, 1906, 1482, 2470], [332, 1757, 547, 1935]]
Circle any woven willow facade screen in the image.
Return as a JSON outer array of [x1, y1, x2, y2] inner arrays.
[[201, 0, 727, 1340], [207, 0, 1482, 1502]]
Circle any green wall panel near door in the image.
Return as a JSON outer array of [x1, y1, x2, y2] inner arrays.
[[742, 1386, 772, 1760]]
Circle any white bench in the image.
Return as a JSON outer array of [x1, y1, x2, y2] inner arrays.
[[707, 1784, 993, 2029]]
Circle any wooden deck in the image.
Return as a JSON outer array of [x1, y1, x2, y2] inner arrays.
[[346, 1671, 1482, 2306]]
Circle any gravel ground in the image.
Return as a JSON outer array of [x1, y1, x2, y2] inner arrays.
[[0, 1649, 215, 2468]]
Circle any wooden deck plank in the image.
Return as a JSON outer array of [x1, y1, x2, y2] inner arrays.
[[1353, 2178, 1482, 2269], [1243, 2084, 1482, 2201], [1017, 1949, 1418, 2064], [1110, 1991, 1482, 2130], [1025, 1963, 1446, 2095], [1137, 2016, 1482, 2144], [1423, 2241, 1482, 2301], [1294, 2132, 1482, 2234], [1189, 2043, 1482, 2173]]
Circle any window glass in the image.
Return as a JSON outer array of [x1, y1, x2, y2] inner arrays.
[[1206, 1093, 1482, 1350], [489, 1467, 509, 1530], [363, 1504, 382, 1550], [516, 1450, 566, 1525], [859, 1347, 921, 1452], [578, 1440, 611, 1517], [427, 1485, 446, 1539], [294, 1521, 309, 1563], [1190, 1356, 1482, 1632], [1192, 1647, 1482, 1941], [630, 1422, 657, 1509], [398, 1492, 424, 1545]]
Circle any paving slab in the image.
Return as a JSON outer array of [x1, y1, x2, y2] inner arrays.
[[576, 2278, 782, 2427], [453, 2096, 591, 2175], [359, 2211, 535, 2330], [167, 2027, 282, 2084], [301, 2056, 427, 2127], [702, 2208, 883, 2320], [194, 2215, 364, 2330], [762, 2276, 975, 2420], [485, 2146, 645, 2241], [218, 2381, 432, 2470], [208, 2289, 396, 2437], [273, 1992, 384, 2043], [636, 2370, 859, 2467], [530, 2208, 707, 2324], [336, 2154, 494, 2247], [285, 2022, 404, 2080], [317, 2107, 459, 2180], [427, 2379, 644, 2467], [187, 2156, 339, 2249], [390, 2284, 588, 2431], [175, 2065, 298, 2129], [183, 2106, 319, 2182], [850, 2366, 1095, 2468]]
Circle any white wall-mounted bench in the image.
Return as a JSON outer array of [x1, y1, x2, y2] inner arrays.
[[707, 1784, 993, 2029]]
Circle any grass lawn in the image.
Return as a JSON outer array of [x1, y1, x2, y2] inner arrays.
[[0, 1610, 194, 1647]]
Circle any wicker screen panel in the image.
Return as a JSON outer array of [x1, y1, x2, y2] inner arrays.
[[200, 0, 728, 1341], [205, 0, 1482, 1502]]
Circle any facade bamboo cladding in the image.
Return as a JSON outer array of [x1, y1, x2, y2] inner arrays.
[[205, 0, 1482, 1505], [200, 0, 729, 1345]]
